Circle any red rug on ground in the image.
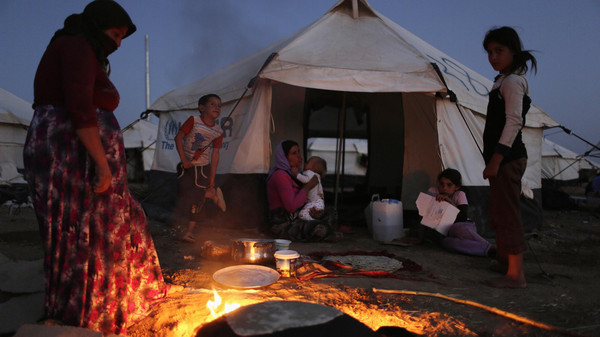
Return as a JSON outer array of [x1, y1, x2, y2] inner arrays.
[[296, 250, 441, 283]]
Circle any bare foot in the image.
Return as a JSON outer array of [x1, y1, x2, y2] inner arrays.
[[182, 232, 196, 243], [167, 284, 186, 296]]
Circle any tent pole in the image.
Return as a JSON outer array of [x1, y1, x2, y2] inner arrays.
[[145, 35, 150, 114], [341, 103, 347, 199], [547, 157, 582, 180], [334, 92, 347, 212], [351, 0, 359, 19], [560, 125, 600, 153], [341, 132, 346, 195]]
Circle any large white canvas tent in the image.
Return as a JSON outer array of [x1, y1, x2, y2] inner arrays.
[[122, 119, 157, 181], [148, 0, 558, 232], [0, 88, 32, 184], [542, 138, 599, 182]]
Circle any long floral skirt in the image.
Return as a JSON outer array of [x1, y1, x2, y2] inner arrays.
[[23, 105, 168, 335]]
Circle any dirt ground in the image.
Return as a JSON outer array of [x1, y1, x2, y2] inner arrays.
[[1, 195, 599, 337]]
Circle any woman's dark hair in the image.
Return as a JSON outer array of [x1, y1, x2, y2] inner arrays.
[[483, 26, 537, 75], [438, 168, 462, 187], [198, 94, 221, 107], [50, 0, 136, 75], [281, 140, 299, 157]]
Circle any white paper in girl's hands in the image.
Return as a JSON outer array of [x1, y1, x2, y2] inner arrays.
[[416, 192, 459, 235]]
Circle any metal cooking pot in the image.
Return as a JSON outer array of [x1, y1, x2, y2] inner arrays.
[[231, 238, 275, 265]]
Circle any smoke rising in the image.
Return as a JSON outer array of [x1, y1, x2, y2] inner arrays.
[[167, 0, 279, 86]]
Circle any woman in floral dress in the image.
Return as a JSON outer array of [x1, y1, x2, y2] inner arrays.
[[23, 1, 168, 334]]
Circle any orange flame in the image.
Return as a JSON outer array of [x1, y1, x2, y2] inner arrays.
[[206, 289, 241, 319]]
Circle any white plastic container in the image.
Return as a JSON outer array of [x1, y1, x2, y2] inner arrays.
[[274, 250, 300, 277], [371, 198, 403, 242], [274, 239, 291, 251]]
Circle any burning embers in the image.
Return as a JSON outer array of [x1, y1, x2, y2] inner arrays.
[[206, 289, 241, 319]]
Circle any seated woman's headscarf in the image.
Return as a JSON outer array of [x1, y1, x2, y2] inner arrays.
[[266, 140, 299, 182]]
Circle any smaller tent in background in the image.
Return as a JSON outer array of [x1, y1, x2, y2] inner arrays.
[[0, 88, 32, 185], [122, 119, 157, 182], [542, 138, 599, 183], [541, 138, 599, 210]]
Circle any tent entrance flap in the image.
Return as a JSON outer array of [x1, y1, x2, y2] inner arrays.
[[301, 89, 404, 200], [364, 93, 404, 197], [304, 89, 371, 209]]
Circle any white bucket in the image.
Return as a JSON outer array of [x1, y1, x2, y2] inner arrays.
[[274, 239, 291, 251], [371, 198, 403, 242], [274, 250, 300, 277]]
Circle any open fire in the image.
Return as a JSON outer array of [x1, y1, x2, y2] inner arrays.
[[129, 282, 501, 337], [206, 289, 241, 319], [133, 254, 510, 337], [198, 288, 474, 336]]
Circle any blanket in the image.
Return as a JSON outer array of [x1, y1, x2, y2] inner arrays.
[[296, 250, 441, 283]]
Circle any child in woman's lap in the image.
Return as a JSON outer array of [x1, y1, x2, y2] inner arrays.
[[296, 156, 327, 221]]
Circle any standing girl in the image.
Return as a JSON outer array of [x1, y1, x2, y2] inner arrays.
[[482, 26, 537, 288]]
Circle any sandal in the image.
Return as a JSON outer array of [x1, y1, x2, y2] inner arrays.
[[182, 232, 196, 243]]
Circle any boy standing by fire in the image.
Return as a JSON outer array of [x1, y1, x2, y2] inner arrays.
[[173, 94, 226, 243]]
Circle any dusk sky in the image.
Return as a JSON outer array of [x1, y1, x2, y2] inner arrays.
[[1, 0, 598, 156]]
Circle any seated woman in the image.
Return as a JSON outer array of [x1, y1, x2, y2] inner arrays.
[[266, 140, 339, 242]]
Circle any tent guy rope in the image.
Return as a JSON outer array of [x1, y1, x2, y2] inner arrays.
[[372, 288, 588, 337]]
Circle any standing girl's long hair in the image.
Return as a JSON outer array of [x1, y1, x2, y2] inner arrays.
[[483, 26, 537, 76]]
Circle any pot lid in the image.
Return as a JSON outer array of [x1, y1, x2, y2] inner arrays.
[[274, 250, 300, 259]]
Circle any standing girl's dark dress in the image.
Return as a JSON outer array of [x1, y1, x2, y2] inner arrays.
[[23, 2, 167, 334], [482, 73, 530, 261]]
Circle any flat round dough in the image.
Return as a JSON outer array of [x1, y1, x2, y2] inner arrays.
[[213, 265, 280, 288], [322, 255, 403, 272]]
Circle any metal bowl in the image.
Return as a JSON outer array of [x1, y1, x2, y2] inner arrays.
[[231, 238, 275, 265]]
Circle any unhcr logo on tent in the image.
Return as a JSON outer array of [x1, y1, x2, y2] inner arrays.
[[216, 116, 233, 138], [163, 119, 180, 141], [160, 118, 180, 151]]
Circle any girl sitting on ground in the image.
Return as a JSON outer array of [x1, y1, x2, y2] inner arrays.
[[419, 168, 495, 257]]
